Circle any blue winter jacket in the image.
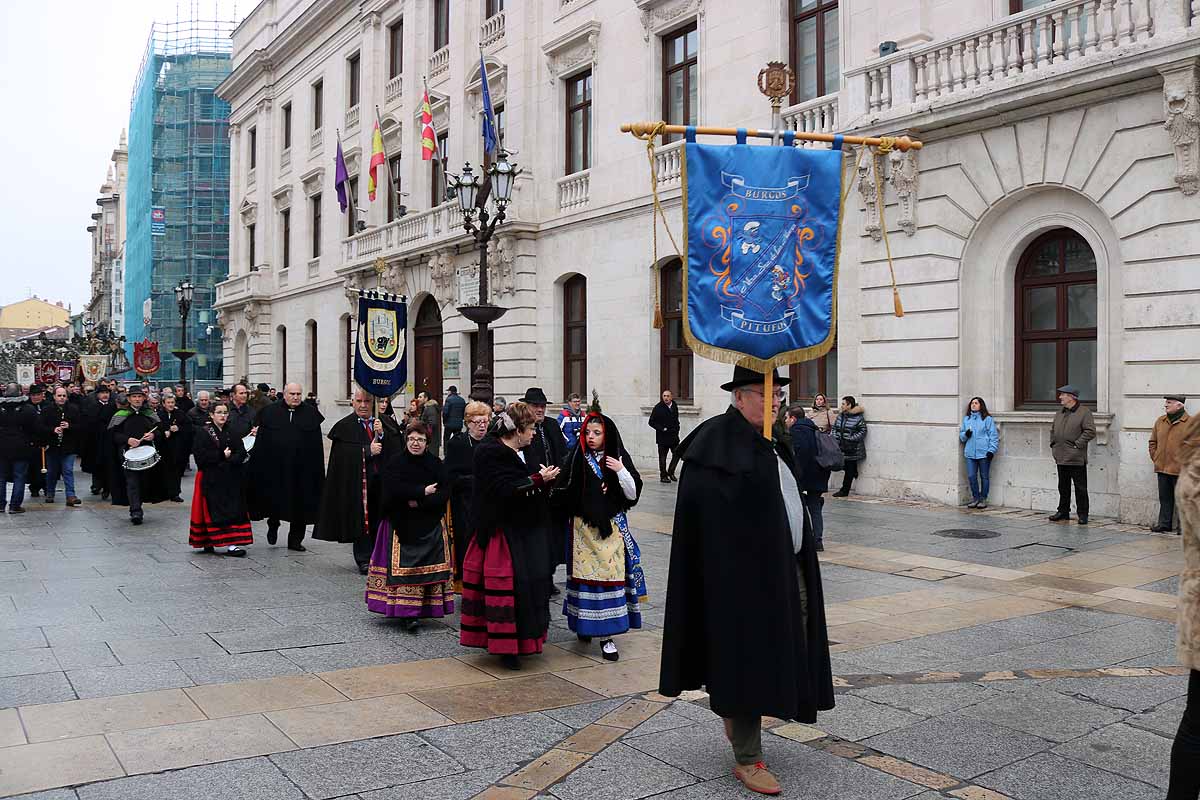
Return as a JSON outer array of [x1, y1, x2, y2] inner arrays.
[[959, 412, 998, 460]]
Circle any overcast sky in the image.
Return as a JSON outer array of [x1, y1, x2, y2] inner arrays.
[[0, 1, 247, 314]]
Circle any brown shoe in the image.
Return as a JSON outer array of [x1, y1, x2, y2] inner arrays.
[[733, 762, 781, 795], [66, 496, 81, 507]]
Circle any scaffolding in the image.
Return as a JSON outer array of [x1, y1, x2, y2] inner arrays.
[[125, 6, 237, 383]]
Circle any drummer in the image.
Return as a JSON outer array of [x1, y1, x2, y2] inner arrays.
[[109, 386, 168, 525]]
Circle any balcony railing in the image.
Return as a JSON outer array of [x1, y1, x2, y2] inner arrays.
[[653, 141, 683, 189], [430, 46, 450, 79], [341, 201, 460, 265], [311, 128, 323, 152], [214, 267, 271, 306], [481, 12, 505, 48], [385, 75, 403, 106], [783, 94, 839, 141], [280, 147, 291, 171], [557, 170, 590, 212], [846, 0, 1192, 121], [346, 104, 360, 131]]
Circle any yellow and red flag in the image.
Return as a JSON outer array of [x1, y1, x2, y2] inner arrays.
[[367, 121, 387, 202], [420, 89, 436, 161]]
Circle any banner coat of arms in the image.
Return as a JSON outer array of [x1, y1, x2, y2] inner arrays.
[[133, 340, 161, 376], [682, 129, 844, 370], [354, 293, 408, 397]]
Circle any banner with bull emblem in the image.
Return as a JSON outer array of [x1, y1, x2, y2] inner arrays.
[[354, 292, 407, 397], [133, 340, 161, 376], [683, 129, 843, 369]]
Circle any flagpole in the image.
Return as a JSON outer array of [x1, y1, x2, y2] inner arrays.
[[336, 129, 358, 231], [374, 105, 400, 218]]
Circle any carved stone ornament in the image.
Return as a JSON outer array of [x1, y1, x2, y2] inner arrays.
[[429, 250, 457, 306], [239, 198, 258, 226], [543, 21, 600, 84], [379, 259, 410, 298], [488, 235, 517, 296], [637, 0, 704, 42], [857, 151, 882, 242], [243, 300, 261, 339], [213, 308, 232, 344], [1161, 62, 1200, 196], [887, 149, 918, 236], [343, 273, 362, 313], [300, 167, 325, 198], [271, 185, 293, 212]]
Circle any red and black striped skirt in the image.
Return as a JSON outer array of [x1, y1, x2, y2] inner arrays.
[[188, 471, 253, 549], [459, 532, 546, 656]]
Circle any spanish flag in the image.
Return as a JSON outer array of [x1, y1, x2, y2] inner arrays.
[[421, 88, 436, 161], [367, 121, 387, 202]]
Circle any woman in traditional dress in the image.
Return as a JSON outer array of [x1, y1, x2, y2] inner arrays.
[[444, 400, 491, 583], [365, 422, 454, 631], [459, 402, 557, 670], [188, 402, 252, 557], [553, 406, 647, 661]]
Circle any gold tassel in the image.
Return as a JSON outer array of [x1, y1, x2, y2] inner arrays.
[[872, 143, 905, 319], [635, 121, 679, 332], [893, 286, 905, 317], [653, 304, 664, 329]]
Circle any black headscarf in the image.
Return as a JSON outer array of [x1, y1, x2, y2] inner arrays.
[[553, 412, 642, 537]]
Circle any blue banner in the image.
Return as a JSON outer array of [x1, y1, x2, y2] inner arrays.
[[683, 137, 842, 367], [354, 293, 408, 397]]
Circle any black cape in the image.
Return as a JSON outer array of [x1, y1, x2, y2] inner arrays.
[[314, 413, 398, 544], [521, 416, 569, 568], [193, 423, 249, 526], [157, 407, 192, 498], [658, 406, 834, 723], [444, 430, 484, 577], [246, 401, 325, 523], [470, 436, 551, 642], [107, 408, 170, 507]]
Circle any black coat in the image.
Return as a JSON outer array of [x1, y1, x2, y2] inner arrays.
[[442, 393, 467, 432], [157, 408, 192, 466], [0, 396, 36, 462], [383, 448, 449, 533], [88, 399, 118, 483], [246, 401, 325, 524], [445, 430, 485, 574], [648, 401, 681, 446], [789, 417, 831, 494], [107, 408, 170, 506], [186, 404, 212, 430], [193, 423, 249, 525], [39, 402, 83, 455], [521, 416, 569, 568], [225, 402, 257, 440], [832, 407, 867, 462], [658, 406, 834, 723], [471, 436, 551, 642], [314, 413, 398, 544]]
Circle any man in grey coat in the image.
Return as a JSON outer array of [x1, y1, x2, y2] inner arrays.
[[1048, 384, 1096, 525]]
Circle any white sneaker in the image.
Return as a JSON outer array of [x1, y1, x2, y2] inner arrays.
[[601, 640, 619, 662]]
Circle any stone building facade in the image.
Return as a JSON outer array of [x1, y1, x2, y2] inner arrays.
[[85, 131, 128, 334], [215, 0, 1200, 523]]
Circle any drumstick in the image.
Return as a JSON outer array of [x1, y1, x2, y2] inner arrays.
[[40, 447, 47, 475]]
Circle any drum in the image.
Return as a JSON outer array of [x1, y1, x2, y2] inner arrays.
[[242, 435, 256, 453], [124, 445, 160, 471]]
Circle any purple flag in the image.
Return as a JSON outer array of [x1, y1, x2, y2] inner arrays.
[[334, 138, 349, 213]]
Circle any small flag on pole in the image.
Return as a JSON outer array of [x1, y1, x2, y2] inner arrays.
[[368, 121, 386, 202], [480, 52, 498, 156], [334, 135, 350, 213], [421, 84, 436, 161]]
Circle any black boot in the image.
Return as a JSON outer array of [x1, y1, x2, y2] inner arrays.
[[501, 654, 521, 671]]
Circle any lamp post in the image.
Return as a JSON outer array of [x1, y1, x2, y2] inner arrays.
[[172, 281, 195, 387], [444, 149, 520, 405]]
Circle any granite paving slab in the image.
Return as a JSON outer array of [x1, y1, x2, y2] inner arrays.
[[848, 681, 999, 717], [74, 755, 307, 800], [209, 624, 347, 653], [863, 713, 1054, 779], [0, 735, 124, 797], [270, 733, 465, 799], [834, 641, 956, 674], [66, 661, 194, 699], [279, 640, 423, 672], [976, 751, 1161, 800], [48, 644, 120, 670], [1051, 722, 1174, 788], [1127, 696, 1188, 737], [547, 741, 697, 800], [0, 671, 76, 708], [958, 685, 1129, 742], [175, 650, 307, 684], [806, 694, 927, 741], [0, 646, 61, 678], [105, 712, 298, 774], [357, 764, 516, 800], [40, 620, 174, 647], [1039, 674, 1188, 712], [540, 697, 628, 729], [106, 634, 227, 665], [417, 713, 575, 770]]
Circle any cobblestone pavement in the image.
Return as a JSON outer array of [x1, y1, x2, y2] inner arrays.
[[0, 467, 1186, 799]]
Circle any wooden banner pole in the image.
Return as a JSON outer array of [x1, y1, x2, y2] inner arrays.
[[762, 369, 774, 441], [620, 121, 923, 151]]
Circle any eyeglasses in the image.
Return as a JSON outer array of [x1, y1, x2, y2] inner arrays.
[[406, 436, 427, 444], [742, 387, 786, 399]]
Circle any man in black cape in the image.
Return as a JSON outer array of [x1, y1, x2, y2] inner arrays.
[[88, 385, 118, 498], [315, 388, 399, 573], [658, 365, 833, 796], [246, 382, 325, 551], [519, 387, 568, 593], [157, 393, 191, 502], [108, 386, 170, 524]]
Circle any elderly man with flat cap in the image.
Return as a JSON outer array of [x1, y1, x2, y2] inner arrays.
[[1151, 394, 1191, 533], [1049, 383, 1097, 525], [658, 365, 833, 795]]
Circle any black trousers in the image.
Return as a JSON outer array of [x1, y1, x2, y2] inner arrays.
[[125, 468, 143, 518], [1056, 464, 1089, 517], [353, 530, 375, 569], [268, 516, 308, 548], [839, 460, 859, 494], [657, 442, 680, 478], [1159, 472, 1180, 530], [1168, 669, 1200, 800]]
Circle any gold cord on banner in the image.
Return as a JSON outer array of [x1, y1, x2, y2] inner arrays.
[[873, 136, 905, 318], [634, 122, 682, 330]]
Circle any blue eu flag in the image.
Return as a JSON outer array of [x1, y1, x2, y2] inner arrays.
[[480, 53, 498, 156]]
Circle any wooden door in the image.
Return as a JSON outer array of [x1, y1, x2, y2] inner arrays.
[[413, 297, 443, 401]]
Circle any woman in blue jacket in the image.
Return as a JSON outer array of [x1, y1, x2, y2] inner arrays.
[[959, 397, 999, 509]]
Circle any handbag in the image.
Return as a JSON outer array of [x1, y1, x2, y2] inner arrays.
[[815, 429, 845, 471]]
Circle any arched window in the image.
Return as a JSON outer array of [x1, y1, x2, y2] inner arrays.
[[305, 320, 318, 394], [659, 260, 693, 401], [563, 275, 587, 400], [1015, 228, 1097, 407]]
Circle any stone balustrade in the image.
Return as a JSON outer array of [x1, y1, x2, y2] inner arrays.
[[653, 140, 683, 188], [557, 171, 590, 211], [311, 127, 323, 152], [845, 0, 1194, 122], [345, 104, 360, 131], [430, 46, 449, 79], [385, 75, 403, 106], [340, 201, 460, 267], [481, 11, 505, 48], [782, 94, 839, 143], [214, 267, 270, 305], [280, 148, 291, 171]]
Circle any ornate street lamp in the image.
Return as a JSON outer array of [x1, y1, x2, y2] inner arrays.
[[172, 281, 195, 387], [444, 149, 521, 404]]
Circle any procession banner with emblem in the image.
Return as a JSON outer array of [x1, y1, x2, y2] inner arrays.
[[79, 355, 109, 383], [16, 364, 35, 386], [682, 128, 842, 370], [133, 340, 161, 376], [108, 343, 132, 375], [354, 292, 407, 397], [56, 362, 75, 383], [37, 361, 60, 384]]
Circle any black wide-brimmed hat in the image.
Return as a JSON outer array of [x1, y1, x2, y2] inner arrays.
[[720, 365, 791, 392], [127, 385, 146, 397], [521, 387, 550, 405]]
